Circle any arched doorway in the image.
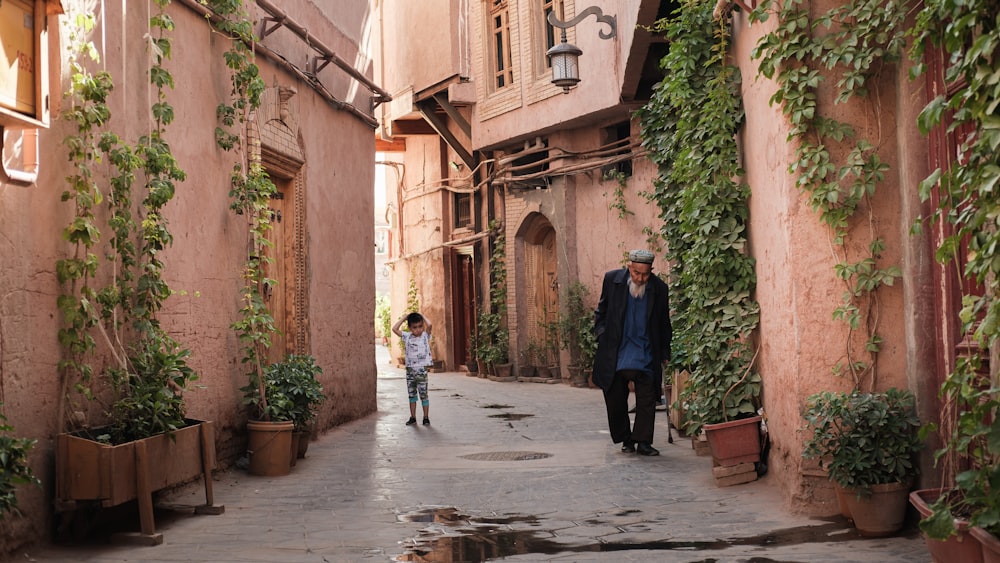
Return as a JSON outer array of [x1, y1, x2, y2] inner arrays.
[[518, 213, 559, 369]]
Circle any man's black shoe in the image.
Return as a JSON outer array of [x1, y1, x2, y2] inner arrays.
[[621, 440, 636, 453], [636, 442, 660, 456]]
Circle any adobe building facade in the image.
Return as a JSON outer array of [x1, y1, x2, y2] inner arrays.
[[0, 0, 380, 553]]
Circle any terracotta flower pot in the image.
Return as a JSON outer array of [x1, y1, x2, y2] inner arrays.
[[841, 482, 909, 537], [971, 527, 1000, 563], [910, 488, 983, 563], [703, 415, 762, 466], [834, 482, 853, 522], [247, 420, 294, 477]]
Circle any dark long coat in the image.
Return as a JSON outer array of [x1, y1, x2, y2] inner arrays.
[[592, 268, 672, 391]]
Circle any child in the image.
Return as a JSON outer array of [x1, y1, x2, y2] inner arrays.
[[392, 312, 433, 425]]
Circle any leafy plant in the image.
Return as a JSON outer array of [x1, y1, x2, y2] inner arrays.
[[638, 0, 760, 436], [243, 355, 325, 432], [105, 335, 197, 444], [918, 353, 1000, 539], [750, 0, 905, 392], [209, 0, 277, 419], [57, 2, 198, 441], [907, 0, 1000, 541], [476, 221, 509, 368], [540, 305, 560, 367], [802, 388, 922, 496], [602, 170, 634, 220], [375, 294, 391, 342], [57, 11, 110, 430], [0, 408, 41, 517], [559, 281, 597, 368]]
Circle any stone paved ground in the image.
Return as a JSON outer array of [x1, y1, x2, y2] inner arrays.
[[24, 345, 932, 562]]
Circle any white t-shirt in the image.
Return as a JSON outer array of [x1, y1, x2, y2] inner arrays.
[[401, 331, 433, 368]]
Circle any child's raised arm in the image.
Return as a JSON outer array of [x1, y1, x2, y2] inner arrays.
[[391, 315, 406, 337]]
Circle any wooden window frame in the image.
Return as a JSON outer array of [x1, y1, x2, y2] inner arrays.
[[490, 0, 515, 91]]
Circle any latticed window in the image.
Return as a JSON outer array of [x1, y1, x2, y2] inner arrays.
[[491, 1, 514, 89]]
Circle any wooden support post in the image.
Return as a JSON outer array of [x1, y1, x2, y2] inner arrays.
[[112, 439, 163, 545], [195, 421, 225, 516]]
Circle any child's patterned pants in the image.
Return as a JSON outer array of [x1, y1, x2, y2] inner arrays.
[[406, 367, 429, 406]]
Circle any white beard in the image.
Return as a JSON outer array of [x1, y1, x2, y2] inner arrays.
[[628, 278, 646, 299]]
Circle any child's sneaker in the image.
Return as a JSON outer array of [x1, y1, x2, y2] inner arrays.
[[422, 417, 430, 425], [405, 417, 417, 425]]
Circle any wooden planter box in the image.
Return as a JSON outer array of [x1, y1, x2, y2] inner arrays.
[[55, 419, 224, 544]]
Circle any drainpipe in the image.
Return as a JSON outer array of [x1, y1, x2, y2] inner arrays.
[[0, 127, 39, 186]]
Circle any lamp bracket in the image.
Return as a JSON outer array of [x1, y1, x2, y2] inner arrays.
[[547, 6, 617, 40]]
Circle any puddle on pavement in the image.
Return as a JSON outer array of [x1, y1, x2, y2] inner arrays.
[[395, 507, 904, 562], [480, 403, 513, 409], [488, 413, 534, 421]]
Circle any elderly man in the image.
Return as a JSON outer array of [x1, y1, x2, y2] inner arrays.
[[593, 249, 672, 456]]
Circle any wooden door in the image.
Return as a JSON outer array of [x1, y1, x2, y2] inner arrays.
[[452, 249, 477, 367], [264, 180, 293, 364]]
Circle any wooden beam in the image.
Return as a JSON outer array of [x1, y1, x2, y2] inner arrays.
[[376, 135, 407, 152]]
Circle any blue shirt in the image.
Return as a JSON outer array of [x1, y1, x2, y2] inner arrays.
[[616, 290, 652, 374]]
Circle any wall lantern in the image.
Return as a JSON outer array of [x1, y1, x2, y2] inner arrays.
[[545, 6, 617, 93]]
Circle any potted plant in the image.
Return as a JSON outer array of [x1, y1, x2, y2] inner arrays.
[[698, 345, 764, 470], [520, 339, 542, 378], [265, 354, 326, 460], [912, 353, 999, 562], [240, 359, 296, 476], [54, 7, 222, 543], [465, 330, 480, 375], [541, 312, 561, 378], [559, 281, 595, 387], [802, 388, 922, 537], [476, 221, 511, 378]]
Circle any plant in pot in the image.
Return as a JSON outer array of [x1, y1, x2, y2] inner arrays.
[[912, 352, 1000, 562], [476, 221, 511, 377], [465, 330, 480, 375], [54, 5, 221, 543], [240, 359, 295, 476], [541, 311, 561, 378], [559, 281, 595, 387], [264, 354, 326, 461], [211, 0, 294, 477], [519, 339, 542, 378], [802, 388, 922, 537]]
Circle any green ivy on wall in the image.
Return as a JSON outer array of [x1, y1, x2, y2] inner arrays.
[[750, 0, 905, 391], [638, 0, 761, 436], [57, 12, 110, 427], [57, 1, 197, 441], [909, 0, 1000, 540], [207, 0, 277, 420]]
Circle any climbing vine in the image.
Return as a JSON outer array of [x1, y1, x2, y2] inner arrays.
[[102, 0, 196, 443], [638, 0, 760, 435], [207, 0, 277, 419], [57, 11, 111, 429], [57, 2, 197, 441], [602, 170, 634, 220], [909, 0, 1000, 540], [750, 0, 906, 391], [475, 220, 510, 369]]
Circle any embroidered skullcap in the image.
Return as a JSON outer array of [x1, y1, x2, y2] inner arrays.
[[629, 249, 655, 264]]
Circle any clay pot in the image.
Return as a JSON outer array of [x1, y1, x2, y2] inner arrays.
[[910, 488, 983, 563]]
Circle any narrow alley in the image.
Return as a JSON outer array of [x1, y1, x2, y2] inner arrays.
[[26, 345, 930, 562]]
